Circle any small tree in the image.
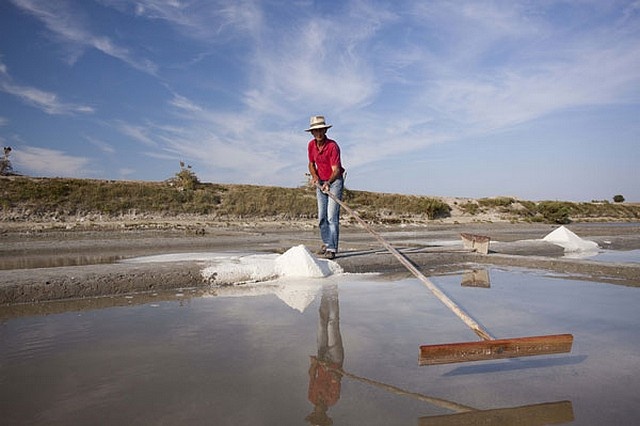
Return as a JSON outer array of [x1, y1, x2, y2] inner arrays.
[[169, 161, 200, 190], [613, 194, 625, 203], [1, 147, 13, 176]]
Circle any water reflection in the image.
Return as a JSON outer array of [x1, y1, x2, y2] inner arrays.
[[461, 268, 491, 288], [302, 282, 575, 425], [306, 283, 344, 425], [0, 254, 124, 270], [419, 400, 574, 425], [443, 354, 588, 376]]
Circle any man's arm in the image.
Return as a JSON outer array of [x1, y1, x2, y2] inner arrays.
[[321, 165, 341, 192], [308, 162, 320, 185]]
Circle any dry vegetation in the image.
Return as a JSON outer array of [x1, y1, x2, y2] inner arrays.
[[1, 176, 639, 228], [455, 196, 640, 224]]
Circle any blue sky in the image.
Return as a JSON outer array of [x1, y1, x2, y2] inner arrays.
[[1, 0, 639, 202]]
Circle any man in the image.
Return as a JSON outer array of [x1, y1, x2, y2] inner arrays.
[[306, 283, 344, 425], [306, 115, 345, 259]]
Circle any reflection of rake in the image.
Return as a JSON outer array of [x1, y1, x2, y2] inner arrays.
[[318, 184, 573, 365], [322, 361, 574, 425]]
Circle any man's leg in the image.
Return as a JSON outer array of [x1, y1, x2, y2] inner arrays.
[[326, 179, 343, 254], [316, 187, 330, 250]]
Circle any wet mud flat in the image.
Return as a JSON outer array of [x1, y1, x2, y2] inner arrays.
[[1, 222, 639, 307]]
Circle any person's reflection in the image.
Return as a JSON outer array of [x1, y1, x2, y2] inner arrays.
[[306, 283, 344, 426]]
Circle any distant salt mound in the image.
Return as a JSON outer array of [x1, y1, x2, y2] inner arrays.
[[202, 245, 342, 285], [542, 226, 599, 252]]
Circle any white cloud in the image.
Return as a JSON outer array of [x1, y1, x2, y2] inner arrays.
[[168, 94, 203, 113], [85, 135, 116, 154], [376, 0, 640, 137], [118, 168, 136, 177], [0, 80, 94, 115], [100, 0, 264, 41], [0, 58, 93, 114], [113, 97, 295, 184], [13, 146, 92, 177], [116, 123, 158, 147], [423, 31, 640, 132], [110, 93, 300, 185], [244, 5, 393, 115], [168, 94, 262, 139], [10, 0, 157, 73]]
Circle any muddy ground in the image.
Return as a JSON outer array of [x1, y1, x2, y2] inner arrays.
[[1, 221, 639, 308]]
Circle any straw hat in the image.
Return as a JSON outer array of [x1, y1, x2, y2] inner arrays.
[[305, 115, 332, 132]]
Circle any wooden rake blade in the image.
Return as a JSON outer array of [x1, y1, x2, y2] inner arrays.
[[419, 333, 574, 366]]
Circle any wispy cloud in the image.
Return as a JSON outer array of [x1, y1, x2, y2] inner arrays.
[[0, 82, 95, 115], [427, 43, 640, 132], [85, 135, 116, 154], [100, 0, 264, 41], [13, 146, 92, 177], [115, 122, 158, 147], [118, 168, 136, 178], [158, 95, 294, 183], [405, 0, 640, 132], [243, 2, 399, 117], [0, 59, 94, 115], [10, 0, 157, 73], [111, 93, 300, 184]]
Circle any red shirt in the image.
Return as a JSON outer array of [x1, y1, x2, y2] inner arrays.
[[308, 357, 342, 407], [308, 138, 344, 181]]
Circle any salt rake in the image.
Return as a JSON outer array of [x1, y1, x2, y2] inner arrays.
[[317, 184, 573, 365]]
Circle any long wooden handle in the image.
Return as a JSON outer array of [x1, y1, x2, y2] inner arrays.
[[316, 183, 493, 341]]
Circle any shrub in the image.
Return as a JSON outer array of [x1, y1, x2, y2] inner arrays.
[[478, 197, 515, 208], [460, 202, 480, 215], [169, 162, 200, 190], [343, 190, 451, 220], [536, 201, 571, 224]]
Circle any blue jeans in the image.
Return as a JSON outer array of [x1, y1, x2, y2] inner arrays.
[[316, 178, 343, 253]]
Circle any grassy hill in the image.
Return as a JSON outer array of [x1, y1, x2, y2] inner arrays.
[[1, 176, 639, 228]]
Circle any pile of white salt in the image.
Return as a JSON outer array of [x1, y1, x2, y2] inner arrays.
[[542, 226, 599, 253]]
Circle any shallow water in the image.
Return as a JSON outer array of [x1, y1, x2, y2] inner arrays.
[[586, 249, 640, 263], [1, 269, 639, 425], [0, 254, 125, 270]]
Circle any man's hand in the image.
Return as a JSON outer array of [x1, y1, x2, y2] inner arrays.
[[307, 173, 319, 188]]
